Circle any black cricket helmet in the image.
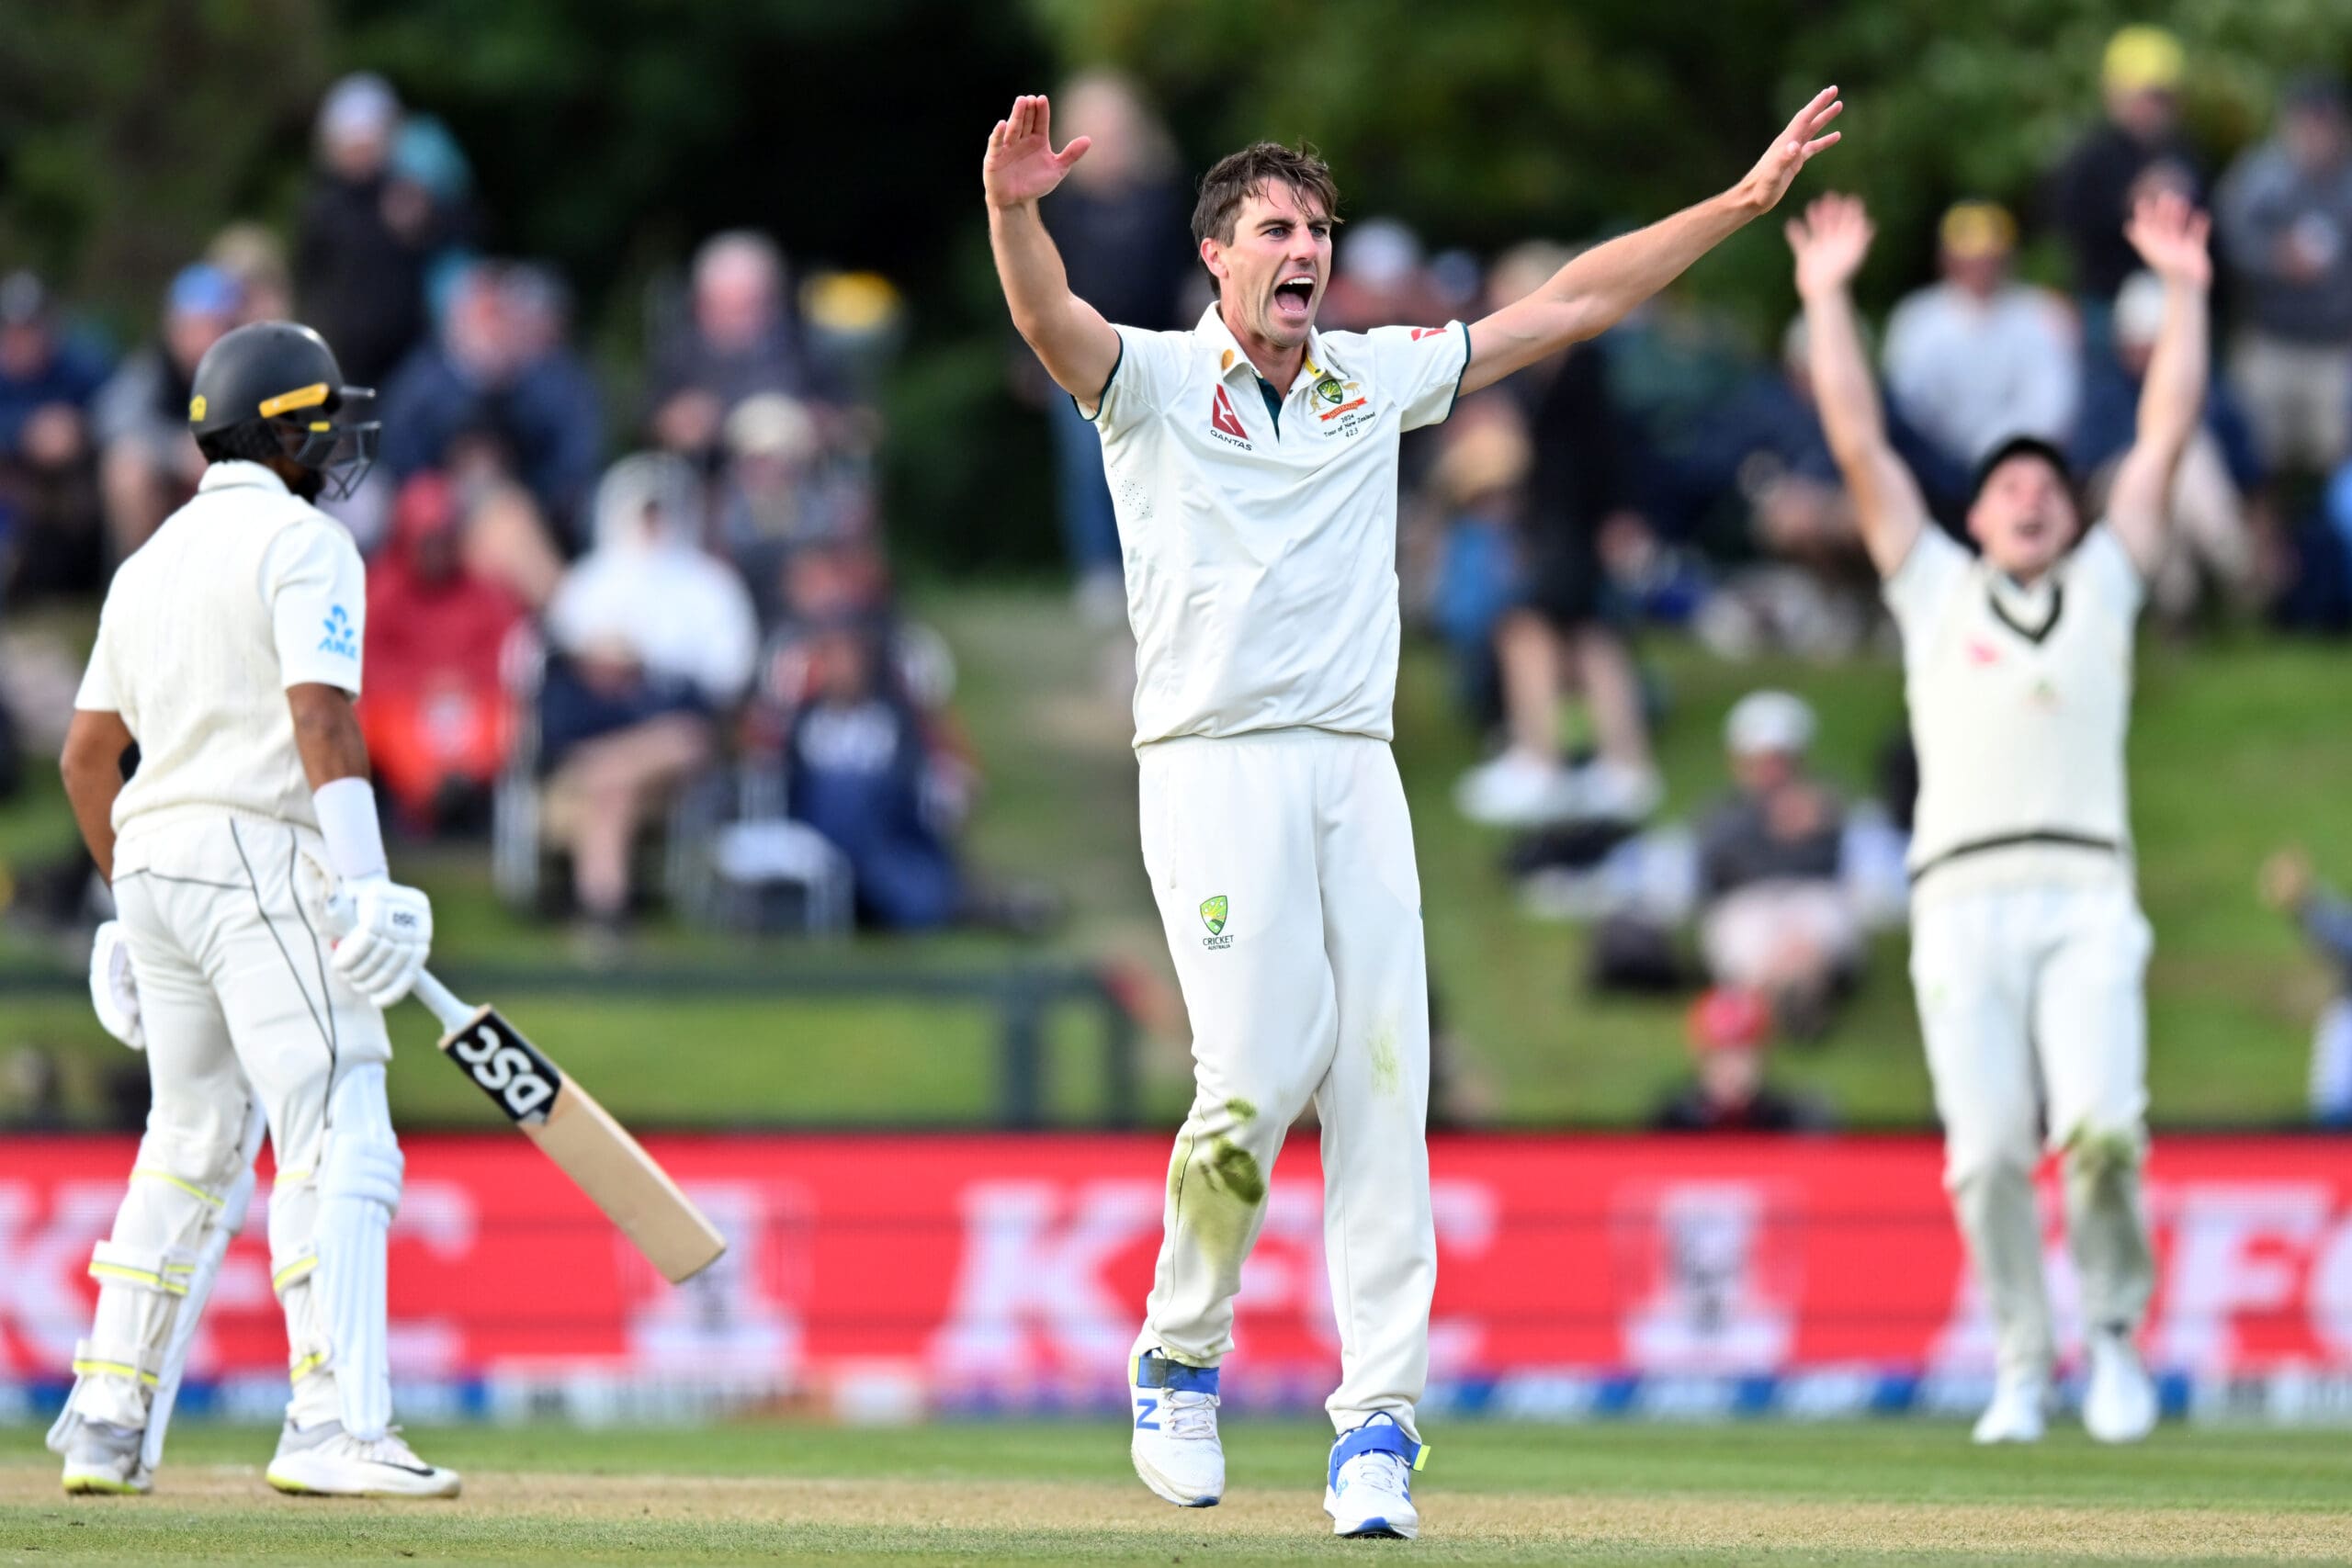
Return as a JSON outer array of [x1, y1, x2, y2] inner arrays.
[[188, 321, 378, 500]]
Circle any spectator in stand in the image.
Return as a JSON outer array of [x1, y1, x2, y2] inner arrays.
[[1455, 241, 1659, 829], [1319, 217, 1449, 333], [539, 454, 758, 941], [2047, 26, 2203, 334], [2075, 272, 2263, 628], [361, 473, 527, 833], [0, 272, 108, 601], [1425, 401, 1529, 728], [647, 231, 826, 461], [2298, 452, 2352, 632], [2260, 849, 2352, 1126], [1883, 201, 2080, 473], [1694, 691, 1860, 1040], [380, 262, 603, 547], [294, 73, 435, 388], [785, 624, 964, 931], [718, 392, 874, 625], [2216, 74, 2352, 482], [1035, 70, 1192, 621], [1652, 986, 1833, 1133], [92, 262, 239, 560], [206, 223, 294, 326]]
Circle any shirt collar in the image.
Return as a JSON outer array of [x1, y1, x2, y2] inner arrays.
[[197, 460, 291, 495], [1194, 302, 1334, 394]]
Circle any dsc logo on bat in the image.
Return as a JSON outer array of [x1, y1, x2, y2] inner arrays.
[[449, 1015, 562, 1123]]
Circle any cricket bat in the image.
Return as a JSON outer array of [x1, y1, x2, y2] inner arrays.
[[407, 968, 728, 1284]]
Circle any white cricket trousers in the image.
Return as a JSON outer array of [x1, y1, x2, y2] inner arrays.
[[74, 814, 391, 1432], [1130, 730, 1435, 1438], [1908, 876, 2155, 1384]]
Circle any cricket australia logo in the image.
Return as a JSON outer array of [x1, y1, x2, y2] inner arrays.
[[1199, 894, 1231, 950], [318, 604, 357, 659]]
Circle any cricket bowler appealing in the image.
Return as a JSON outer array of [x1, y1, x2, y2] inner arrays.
[[1788, 187, 2211, 1446], [985, 89, 1840, 1536], [47, 321, 458, 1498]]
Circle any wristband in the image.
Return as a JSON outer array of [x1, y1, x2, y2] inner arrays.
[[312, 776, 390, 883]]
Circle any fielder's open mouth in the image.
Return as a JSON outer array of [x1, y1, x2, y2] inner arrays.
[[1272, 277, 1315, 321]]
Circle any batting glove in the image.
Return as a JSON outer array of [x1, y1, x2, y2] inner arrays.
[[88, 919, 145, 1051], [332, 875, 434, 1010]]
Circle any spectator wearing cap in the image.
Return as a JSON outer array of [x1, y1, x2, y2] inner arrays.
[[0, 272, 109, 600], [2047, 26, 2204, 319], [718, 392, 874, 625], [1693, 692, 1860, 1040], [1883, 201, 2080, 473], [2074, 271, 2263, 628], [295, 73, 435, 388], [1651, 986, 1834, 1134], [538, 454, 759, 940], [646, 231, 827, 460], [2217, 74, 2352, 479], [1034, 71, 1193, 622], [91, 262, 240, 558], [379, 262, 603, 547]]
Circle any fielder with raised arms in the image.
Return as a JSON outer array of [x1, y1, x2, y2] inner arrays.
[[46, 321, 458, 1497], [1786, 187, 2211, 1445], [984, 89, 1841, 1536]]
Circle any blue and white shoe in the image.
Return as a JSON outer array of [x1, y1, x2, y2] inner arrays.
[[1325, 1413, 1426, 1539], [1129, 1349, 1223, 1507]]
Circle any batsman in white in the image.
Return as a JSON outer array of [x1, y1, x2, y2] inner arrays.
[[46, 320, 458, 1497], [985, 89, 1842, 1536], [1787, 186, 2211, 1445]]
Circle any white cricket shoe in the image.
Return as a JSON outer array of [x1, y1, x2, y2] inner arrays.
[[266, 1421, 461, 1498], [2083, 1330, 2157, 1444], [1325, 1414, 1424, 1540], [1971, 1373, 2048, 1445], [1455, 751, 1580, 828], [1129, 1349, 1223, 1507], [59, 1420, 149, 1495]]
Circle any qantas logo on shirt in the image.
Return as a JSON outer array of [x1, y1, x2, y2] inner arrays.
[[1207, 385, 1251, 447], [318, 604, 357, 660], [1410, 326, 1449, 341]]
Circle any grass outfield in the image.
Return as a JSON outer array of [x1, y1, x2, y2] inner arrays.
[[4, 1420, 2351, 1564], [2, 591, 2346, 1129]]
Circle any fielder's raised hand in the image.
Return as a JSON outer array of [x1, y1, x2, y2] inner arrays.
[[984, 94, 1091, 209], [1736, 86, 1845, 215]]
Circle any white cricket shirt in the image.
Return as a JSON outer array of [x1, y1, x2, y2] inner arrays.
[[1885, 523, 2143, 900], [75, 461, 368, 866], [1087, 304, 1469, 748]]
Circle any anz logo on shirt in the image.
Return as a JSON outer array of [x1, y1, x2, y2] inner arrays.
[[318, 604, 357, 660]]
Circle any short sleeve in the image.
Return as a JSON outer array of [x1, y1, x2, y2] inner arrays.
[[1084, 326, 1192, 438], [2071, 523, 2146, 619], [74, 606, 120, 712], [264, 519, 368, 694], [1882, 525, 1972, 637], [1362, 321, 1471, 431]]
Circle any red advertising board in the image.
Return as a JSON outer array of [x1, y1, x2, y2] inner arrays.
[[3, 1133, 2350, 1423]]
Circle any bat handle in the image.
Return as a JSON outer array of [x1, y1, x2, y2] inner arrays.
[[408, 968, 476, 1034]]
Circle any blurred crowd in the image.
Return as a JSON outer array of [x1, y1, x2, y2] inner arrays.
[[0, 72, 1049, 951], [2, 43, 2347, 1122]]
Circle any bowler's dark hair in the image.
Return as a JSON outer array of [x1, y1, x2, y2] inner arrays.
[[1191, 142, 1341, 297]]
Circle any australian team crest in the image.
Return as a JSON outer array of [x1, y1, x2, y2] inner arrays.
[[1313, 373, 1345, 408], [1200, 895, 1228, 935]]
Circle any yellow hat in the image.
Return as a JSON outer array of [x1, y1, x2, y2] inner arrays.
[[2103, 26, 2184, 95], [1939, 200, 2017, 259]]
